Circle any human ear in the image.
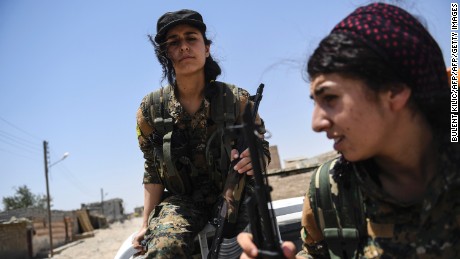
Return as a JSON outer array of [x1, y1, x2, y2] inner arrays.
[[205, 45, 210, 58], [387, 84, 411, 111]]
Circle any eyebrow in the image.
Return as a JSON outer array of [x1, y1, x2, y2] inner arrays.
[[166, 31, 199, 40]]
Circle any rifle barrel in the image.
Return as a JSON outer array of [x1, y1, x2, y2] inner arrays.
[[242, 104, 283, 257]]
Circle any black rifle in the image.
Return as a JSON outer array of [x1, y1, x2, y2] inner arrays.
[[208, 84, 265, 259], [242, 103, 284, 258]]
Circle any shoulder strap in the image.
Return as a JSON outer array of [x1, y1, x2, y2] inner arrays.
[[148, 85, 192, 195], [309, 158, 365, 259], [209, 81, 248, 225], [209, 81, 241, 175]]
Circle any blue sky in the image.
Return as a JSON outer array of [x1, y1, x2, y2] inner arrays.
[[0, 0, 451, 213]]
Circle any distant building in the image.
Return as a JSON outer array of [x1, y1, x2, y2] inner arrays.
[[134, 206, 144, 217], [81, 198, 125, 223], [267, 145, 282, 173], [284, 156, 310, 170], [284, 150, 339, 169]]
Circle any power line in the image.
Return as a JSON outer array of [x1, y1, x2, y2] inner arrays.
[[0, 148, 38, 161], [0, 116, 42, 141], [0, 130, 41, 151], [0, 136, 41, 155], [0, 116, 44, 162], [47, 147, 94, 199], [57, 164, 95, 199]]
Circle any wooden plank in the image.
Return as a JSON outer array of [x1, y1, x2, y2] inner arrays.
[[52, 228, 65, 235], [65, 216, 73, 242], [76, 210, 94, 233], [51, 222, 66, 228], [34, 225, 66, 236], [35, 229, 49, 236]]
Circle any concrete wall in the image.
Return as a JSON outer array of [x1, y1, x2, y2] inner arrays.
[[284, 150, 339, 169], [81, 198, 125, 223], [103, 199, 125, 222], [267, 145, 282, 173], [284, 156, 309, 170], [32, 216, 74, 256], [0, 204, 125, 257], [0, 208, 78, 257], [0, 221, 32, 259]]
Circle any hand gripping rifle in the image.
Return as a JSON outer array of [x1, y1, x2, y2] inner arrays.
[[208, 83, 265, 259], [242, 103, 284, 258]]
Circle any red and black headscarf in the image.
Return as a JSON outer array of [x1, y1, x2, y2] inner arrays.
[[332, 3, 448, 103]]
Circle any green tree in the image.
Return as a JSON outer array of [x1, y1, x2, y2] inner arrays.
[[2, 185, 51, 210]]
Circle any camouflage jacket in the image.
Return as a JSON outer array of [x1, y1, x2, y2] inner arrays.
[[298, 142, 460, 259], [136, 82, 270, 203]]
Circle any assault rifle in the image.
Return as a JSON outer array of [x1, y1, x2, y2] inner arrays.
[[242, 103, 284, 259], [208, 83, 265, 259]]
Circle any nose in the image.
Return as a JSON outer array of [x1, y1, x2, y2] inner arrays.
[[311, 104, 331, 132], [179, 40, 190, 52]]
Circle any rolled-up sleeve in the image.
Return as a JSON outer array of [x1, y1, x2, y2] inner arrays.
[[137, 96, 163, 185], [296, 191, 329, 258]]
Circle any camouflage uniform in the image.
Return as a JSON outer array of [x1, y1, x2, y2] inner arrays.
[[136, 82, 269, 258], [298, 142, 460, 258]]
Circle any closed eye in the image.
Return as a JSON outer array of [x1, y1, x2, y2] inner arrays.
[[186, 37, 197, 43], [317, 95, 338, 107], [166, 40, 179, 47], [323, 95, 337, 102]]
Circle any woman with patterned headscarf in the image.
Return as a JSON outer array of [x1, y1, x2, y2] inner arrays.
[[239, 3, 459, 258]]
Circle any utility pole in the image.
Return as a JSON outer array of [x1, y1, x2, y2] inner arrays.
[[101, 188, 104, 216], [43, 141, 54, 257], [43, 141, 69, 258]]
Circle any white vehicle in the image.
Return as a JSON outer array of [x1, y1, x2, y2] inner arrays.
[[114, 196, 304, 259]]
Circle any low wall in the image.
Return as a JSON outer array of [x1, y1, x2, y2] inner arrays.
[[0, 208, 78, 258], [0, 221, 32, 259]]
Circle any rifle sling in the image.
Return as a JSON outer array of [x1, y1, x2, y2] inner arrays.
[[315, 159, 361, 259]]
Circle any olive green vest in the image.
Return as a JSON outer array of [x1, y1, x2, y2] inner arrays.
[[144, 81, 241, 195]]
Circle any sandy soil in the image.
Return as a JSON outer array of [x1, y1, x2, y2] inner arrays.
[[50, 172, 313, 259], [52, 217, 142, 259]]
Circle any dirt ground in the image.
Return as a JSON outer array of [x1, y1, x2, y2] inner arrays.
[[52, 217, 142, 259], [50, 172, 313, 259]]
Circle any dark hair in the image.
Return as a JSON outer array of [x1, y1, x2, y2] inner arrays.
[[307, 32, 449, 133], [148, 31, 222, 86], [308, 32, 403, 92]]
